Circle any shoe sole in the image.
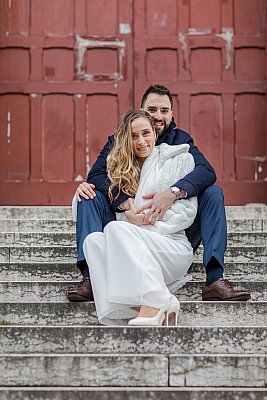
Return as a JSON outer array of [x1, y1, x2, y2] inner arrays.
[[67, 293, 93, 302], [202, 295, 251, 301]]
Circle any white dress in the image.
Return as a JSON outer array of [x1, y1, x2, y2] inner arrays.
[[80, 144, 198, 326]]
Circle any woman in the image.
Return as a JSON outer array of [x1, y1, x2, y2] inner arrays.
[[73, 110, 197, 326]]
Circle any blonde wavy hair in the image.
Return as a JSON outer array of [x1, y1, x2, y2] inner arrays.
[[107, 109, 156, 202]]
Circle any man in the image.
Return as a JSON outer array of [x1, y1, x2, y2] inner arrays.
[[67, 84, 250, 302]]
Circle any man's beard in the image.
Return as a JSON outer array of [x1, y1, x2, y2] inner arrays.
[[154, 120, 168, 136]]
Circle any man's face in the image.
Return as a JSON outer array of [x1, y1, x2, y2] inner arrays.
[[142, 93, 173, 136]]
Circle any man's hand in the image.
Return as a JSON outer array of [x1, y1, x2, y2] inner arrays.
[[125, 199, 146, 226], [135, 189, 176, 224], [76, 182, 96, 202]]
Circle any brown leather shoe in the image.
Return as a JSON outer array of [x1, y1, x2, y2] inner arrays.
[[67, 278, 94, 302], [202, 278, 251, 301]]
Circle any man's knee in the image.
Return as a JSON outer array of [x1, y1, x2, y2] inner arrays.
[[78, 190, 109, 213], [78, 190, 107, 206], [201, 185, 224, 204], [198, 185, 226, 219]]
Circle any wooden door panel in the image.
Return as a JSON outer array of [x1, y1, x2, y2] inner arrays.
[[235, 94, 266, 181], [191, 49, 221, 81], [190, 95, 223, 180], [86, 0, 118, 35], [86, 94, 118, 167], [0, 49, 29, 81], [234, 0, 266, 34], [0, 95, 30, 181], [42, 0, 74, 35], [42, 95, 74, 182], [146, 49, 178, 83], [145, 0, 177, 36], [0, 0, 30, 36], [235, 49, 266, 81], [190, 0, 221, 31], [43, 49, 74, 81]]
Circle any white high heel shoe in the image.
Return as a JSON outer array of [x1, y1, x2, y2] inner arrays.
[[128, 302, 170, 327], [165, 295, 180, 327]]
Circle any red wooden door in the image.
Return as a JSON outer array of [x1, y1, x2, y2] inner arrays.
[[134, 0, 267, 204], [0, 0, 133, 204], [0, 0, 266, 205]]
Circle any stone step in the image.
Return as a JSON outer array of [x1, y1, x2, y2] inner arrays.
[[0, 206, 71, 220], [0, 218, 266, 233], [168, 354, 266, 387], [1, 326, 265, 354], [0, 231, 266, 246], [0, 232, 75, 246], [0, 262, 265, 282], [0, 354, 265, 388], [0, 354, 168, 387], [0, 219, 75, 233], [225, 205, 267, 219], [0, 388, 266, 400], [1, 205, 266, 219], [0, 245, 266, 263], [0, 301, 265, 327], [0, 280, 265, 302], [0, 262, 80, 281]]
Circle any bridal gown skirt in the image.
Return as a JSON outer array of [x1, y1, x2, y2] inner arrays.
[[83, 221, 193, 326]]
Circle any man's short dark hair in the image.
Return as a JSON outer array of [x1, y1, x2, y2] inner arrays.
[[141, 84, 173, 109]]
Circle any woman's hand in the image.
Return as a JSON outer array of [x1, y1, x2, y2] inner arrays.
[[135, 188, 177, 224], [125, 198, 147, 226], [76, 182, 96, 202]]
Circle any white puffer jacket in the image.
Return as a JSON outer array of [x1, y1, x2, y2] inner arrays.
[[72, 143, 197, 238], [116, 143, 197, 237]]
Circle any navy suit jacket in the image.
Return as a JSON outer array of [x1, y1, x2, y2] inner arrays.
[[87, 118, 216, 210]]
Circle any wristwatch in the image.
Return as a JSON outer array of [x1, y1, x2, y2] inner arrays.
[[170, 186, 182, 200]]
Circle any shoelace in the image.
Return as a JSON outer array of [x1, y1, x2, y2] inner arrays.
[[78, 278, 89, 288], [221, 279, 232, 288]]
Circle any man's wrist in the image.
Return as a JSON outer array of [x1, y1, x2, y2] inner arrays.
[[118, 198, 131, 211], [170, 186, 187, 200]]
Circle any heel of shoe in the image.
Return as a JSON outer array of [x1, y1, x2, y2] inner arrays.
[[173, 310, 179, 326], [164, 311, 169, 327], [167, 297, 180, 326], [165, 309, 179, 326]]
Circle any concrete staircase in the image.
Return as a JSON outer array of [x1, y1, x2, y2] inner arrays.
[[0, 205, 266, 400]]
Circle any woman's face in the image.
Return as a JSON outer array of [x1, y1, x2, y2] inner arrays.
[[131, 117, 156, 162]]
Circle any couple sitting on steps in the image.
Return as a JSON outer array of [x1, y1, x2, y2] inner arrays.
[[68, 84, 250, 327]]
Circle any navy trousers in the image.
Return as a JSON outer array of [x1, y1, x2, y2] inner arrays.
[[76, 186, 227, 278]]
